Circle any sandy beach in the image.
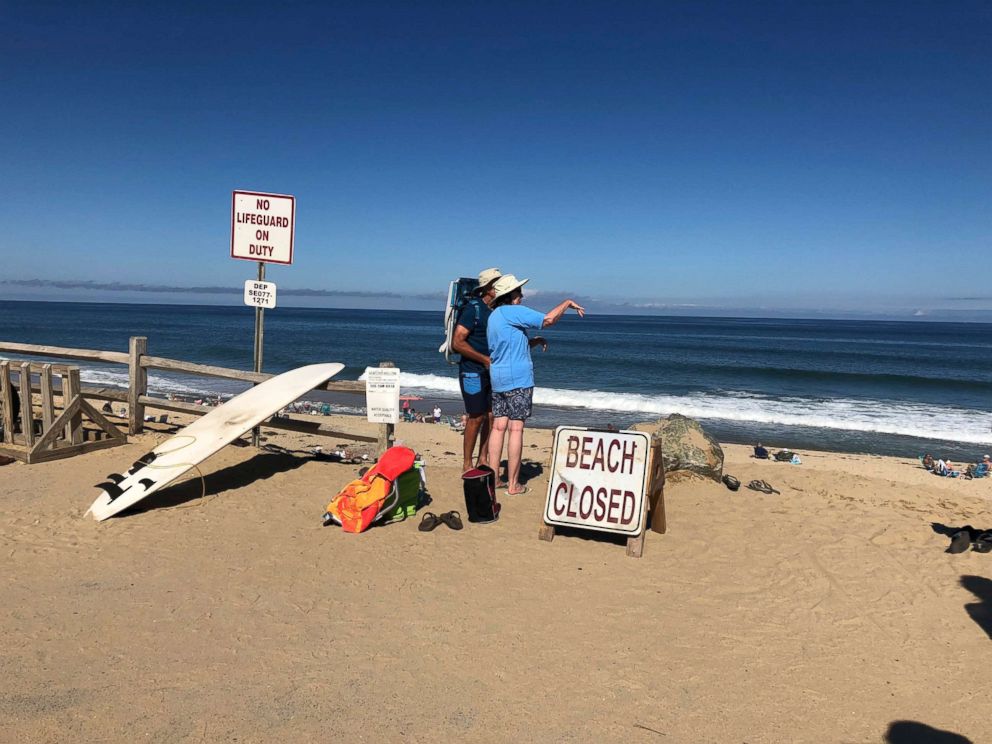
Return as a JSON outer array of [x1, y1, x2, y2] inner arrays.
[[1, 408, 991, 743]]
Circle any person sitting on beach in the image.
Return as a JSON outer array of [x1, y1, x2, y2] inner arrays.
[[486, 274, 585, 495], [753, 443, 769, 459], [922, 453, 935, 471]]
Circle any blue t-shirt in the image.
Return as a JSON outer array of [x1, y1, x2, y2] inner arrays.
[[455, 298, 492, 374], [487, 305, 545, 392]]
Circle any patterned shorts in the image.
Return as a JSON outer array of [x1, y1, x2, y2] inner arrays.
[[491, 387, 533, 421]]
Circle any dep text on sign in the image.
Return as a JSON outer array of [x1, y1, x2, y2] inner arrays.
[[244, 280, 277, 309], [231, 190, 295, 264], [544, 427, 650, 536]]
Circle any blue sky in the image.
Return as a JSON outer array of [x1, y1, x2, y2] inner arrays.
[[2, 1, 990, 318]]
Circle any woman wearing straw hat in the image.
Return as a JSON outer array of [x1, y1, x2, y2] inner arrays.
[[486, 274, 585, 495]]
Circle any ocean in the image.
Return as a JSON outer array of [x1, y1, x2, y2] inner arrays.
[[2, 300, 990, 459]]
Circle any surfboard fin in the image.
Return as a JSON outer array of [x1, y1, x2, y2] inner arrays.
[[95, 482, 126, 501], [106, 473, 126, 484], [138, 478, 156, 489]]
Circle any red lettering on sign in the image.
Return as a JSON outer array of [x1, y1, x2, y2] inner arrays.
[[580, 437, 593, 469], [607, 439, 620, 472], [620, 490, 635, 524], [565, 436, 580, 468], [621, 440, 636, 475], [591, 439, 605, 470], [578, 486, 594, 519], [257, 198, 270, 210], [566, 487, 579, 518], [594, 487, 607, 520], [606, 488, 622, 523], [553, 483, 568, 516]]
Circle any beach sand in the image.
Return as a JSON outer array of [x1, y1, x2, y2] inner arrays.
[[1, 409, 991, 743]]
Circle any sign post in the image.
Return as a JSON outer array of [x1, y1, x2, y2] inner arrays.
[[539, 426, 660, 558], [231, 190, 295, 446]]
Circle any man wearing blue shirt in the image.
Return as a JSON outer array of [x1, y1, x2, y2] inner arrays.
[[486, 274, 585, 495], [451, 267, 501, 473]]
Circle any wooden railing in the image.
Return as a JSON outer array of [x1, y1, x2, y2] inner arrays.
[[0, 337, 388, 451]]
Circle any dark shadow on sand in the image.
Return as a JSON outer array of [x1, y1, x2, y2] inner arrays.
[[961, 575, 992, 640], [885, 721, 971, 743], [120, 451, 311, 516], [492, 459, 545, 485]]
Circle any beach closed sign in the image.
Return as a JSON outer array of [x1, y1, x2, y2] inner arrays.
[[231, 190, 295, 265], [544, 427, 650, 536]]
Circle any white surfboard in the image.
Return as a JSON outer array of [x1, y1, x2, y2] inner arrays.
[[87, 362, 344, 521]]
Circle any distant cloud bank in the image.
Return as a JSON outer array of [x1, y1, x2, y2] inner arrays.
[[2, 278, 398, 299]]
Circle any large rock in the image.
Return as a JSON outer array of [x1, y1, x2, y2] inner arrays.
[[632, 413, 723, 482]]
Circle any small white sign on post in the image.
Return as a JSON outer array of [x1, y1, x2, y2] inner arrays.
[[365, 367, 400, 424], [244, 280, 277, 309], [231, 190, 295, 265], [544, 426, 651, 537]]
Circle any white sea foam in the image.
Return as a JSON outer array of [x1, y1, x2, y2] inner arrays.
[[392, 372, 992, 445], [78, 366, 246, 398]]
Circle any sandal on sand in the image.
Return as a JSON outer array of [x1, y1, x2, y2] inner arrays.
[[505, 486, 530, 496], [439, 511, 464, 530], [418, 512, 442, 532], [747, 480, 780, 495], [722, 475, 740, 491], [973, 532, 992, 554], [947, 530, 972, 554]]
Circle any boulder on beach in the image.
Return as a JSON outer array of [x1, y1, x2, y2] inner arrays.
[[632, 413, 724, 482]]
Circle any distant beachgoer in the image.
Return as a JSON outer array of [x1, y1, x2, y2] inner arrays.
[[402, 399, 410, 413], [433, 405, 442, 424], [486, 274, 585, 495], [754, 443, 769, 459], [922, 453, 935, 471], [451, 267, 502, 472]]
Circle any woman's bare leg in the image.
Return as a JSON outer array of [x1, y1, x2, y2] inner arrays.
[[506, 419, 526, 494], [487, 416, 509, 483]]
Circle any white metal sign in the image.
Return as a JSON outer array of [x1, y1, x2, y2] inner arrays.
[[244, 280, 277, 309], [544, 426, 650, 536], [231, 190, 295, 264], [365, 367, 400, 424]]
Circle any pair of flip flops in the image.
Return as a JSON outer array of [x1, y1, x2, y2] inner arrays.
[[418, 511, 463, 532], [948, 529, 992, 554], [747, 479, 780, 494]]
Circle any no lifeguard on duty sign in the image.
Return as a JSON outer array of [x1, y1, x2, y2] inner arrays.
[[231, 190, 295, 265]]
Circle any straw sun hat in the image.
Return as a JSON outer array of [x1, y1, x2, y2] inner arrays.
[[492, 274, 529, 300]]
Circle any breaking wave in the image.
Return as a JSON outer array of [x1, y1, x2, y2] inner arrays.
[[393, 372, 992, 445]]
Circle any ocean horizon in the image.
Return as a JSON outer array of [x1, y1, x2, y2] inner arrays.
[[3, 299, 990, 461]]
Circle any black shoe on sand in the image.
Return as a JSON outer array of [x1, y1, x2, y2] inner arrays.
[[947, 530, 972, 554], [973, 533, 992, 553]]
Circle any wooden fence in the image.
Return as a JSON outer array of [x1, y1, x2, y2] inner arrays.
[[0, 337, 394, 460]]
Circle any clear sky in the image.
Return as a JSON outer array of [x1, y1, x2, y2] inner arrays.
[[3, 1, 990, 319]]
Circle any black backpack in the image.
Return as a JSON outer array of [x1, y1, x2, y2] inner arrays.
[[462, 465, 501, 523]]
